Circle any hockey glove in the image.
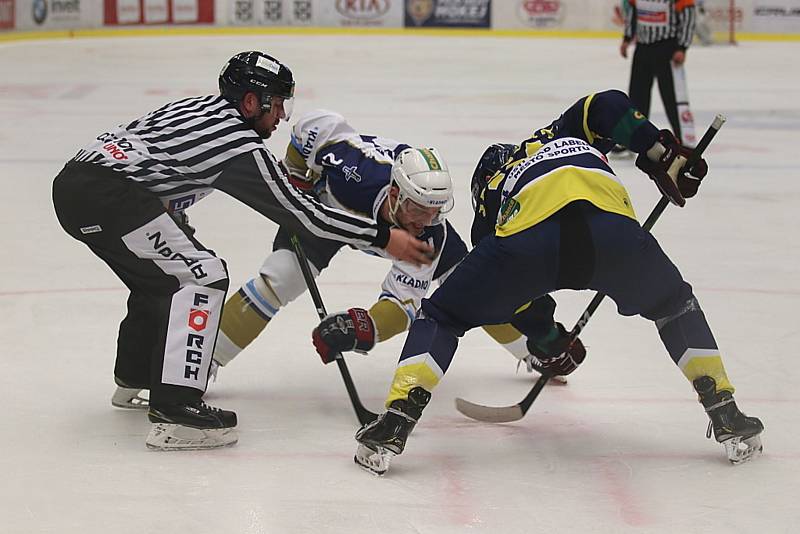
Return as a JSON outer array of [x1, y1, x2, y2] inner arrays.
[[312, 308, 376, 364], [525, 322, 586, 376], [635, 130, 708, 207]]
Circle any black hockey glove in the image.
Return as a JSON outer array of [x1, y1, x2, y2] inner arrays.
[[635, 130, 708, 207], [312, 308, 376, 364], [525, 322, 586, 376]]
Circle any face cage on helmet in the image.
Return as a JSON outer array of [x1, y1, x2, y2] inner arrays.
[[389, 186, 453, 228]]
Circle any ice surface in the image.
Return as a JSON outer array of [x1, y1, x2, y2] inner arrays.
[[1, 34, 798, 534]]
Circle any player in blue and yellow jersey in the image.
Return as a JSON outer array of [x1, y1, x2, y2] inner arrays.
[[354, 89, 764, 475], [207, 110, 579, 387]]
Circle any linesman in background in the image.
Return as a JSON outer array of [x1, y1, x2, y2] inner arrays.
[[52, 51, 431, 451], [618, 0, 698, 151]]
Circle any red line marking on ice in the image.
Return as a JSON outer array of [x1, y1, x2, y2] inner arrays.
[[440, 456, 482, 527], [596, 458, 653, 527]]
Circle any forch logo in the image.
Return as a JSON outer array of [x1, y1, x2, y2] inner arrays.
[[335, 0, 390, 20]]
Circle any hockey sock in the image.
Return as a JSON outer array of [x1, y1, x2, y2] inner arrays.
[[368, 298, 413, 343], [386, 315, 458, 406], [214, 277, 281, 366], [656, 296, 734, 393], [482, 323, 529, 359]]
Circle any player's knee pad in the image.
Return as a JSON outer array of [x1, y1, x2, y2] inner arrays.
[[258, 248, 316, 305]]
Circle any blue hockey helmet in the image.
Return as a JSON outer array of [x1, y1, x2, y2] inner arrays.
[[219, 51, 295, 118]]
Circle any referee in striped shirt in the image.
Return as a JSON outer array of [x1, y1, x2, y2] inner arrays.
[[619, 0, 697, 147], [51, 51, 433, 451]]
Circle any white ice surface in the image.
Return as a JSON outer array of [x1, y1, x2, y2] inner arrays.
[[1, 34, 798, 534]]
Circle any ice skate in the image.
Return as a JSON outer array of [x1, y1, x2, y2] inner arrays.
[[354, 387, 431, 476], [146, 400, 238, 451], [111, 379, 149, 409], [693, 376, 764, 465], [112, 363, 220, 408]]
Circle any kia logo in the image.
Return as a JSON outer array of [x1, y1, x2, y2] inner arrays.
[[336, 0, 390, 20]]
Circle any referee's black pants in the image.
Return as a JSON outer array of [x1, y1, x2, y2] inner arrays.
[[629, 38, 682, 141], [52, 161, 229, 405]]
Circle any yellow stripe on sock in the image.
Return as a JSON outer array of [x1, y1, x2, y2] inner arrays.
[[386, 359, 442, 407], [677, 349, 734, 393], [482, 323, 523, 344]]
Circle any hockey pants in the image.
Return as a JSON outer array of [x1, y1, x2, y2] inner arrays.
[[387, 201, 730, 404]]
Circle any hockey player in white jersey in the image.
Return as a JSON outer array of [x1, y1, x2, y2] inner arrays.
[[52, 52, 432, 451], [211, 110, 582, 381]]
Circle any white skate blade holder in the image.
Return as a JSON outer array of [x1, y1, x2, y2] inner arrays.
[[354, 443, 395, 476], [724, 435, 763, 465], [111, 387, 149, 409], [146, 423, 238, 451]]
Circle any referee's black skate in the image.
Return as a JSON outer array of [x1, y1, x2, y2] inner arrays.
[[693, 376, 763, 464], [354, 386, 431, 476], [146, 400, 238, 451]]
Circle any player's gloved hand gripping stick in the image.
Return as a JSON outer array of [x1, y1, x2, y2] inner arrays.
[[290, 235, 379, 425], [455, 115, 726, 424]]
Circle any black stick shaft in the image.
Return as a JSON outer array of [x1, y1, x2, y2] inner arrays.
[[290, 235, 378, 425]]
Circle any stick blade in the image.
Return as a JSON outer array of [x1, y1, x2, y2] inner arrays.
[[454, 397, 524, 423]]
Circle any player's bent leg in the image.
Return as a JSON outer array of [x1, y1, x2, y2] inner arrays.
[[587, 208, 763, 463], [651, 293, 764, 463], [213, 248, 319, 367], [214, 276, 283, 366], [355, 307, 458, 475], [354, 232, 557, 474]]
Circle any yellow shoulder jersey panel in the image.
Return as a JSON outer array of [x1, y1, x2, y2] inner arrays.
[[495, 137, 636, 237]]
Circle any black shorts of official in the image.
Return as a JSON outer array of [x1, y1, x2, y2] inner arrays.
[[52, 161, 229, 405]]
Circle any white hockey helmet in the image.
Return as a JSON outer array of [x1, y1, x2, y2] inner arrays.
[[390, 147, 454, 225]]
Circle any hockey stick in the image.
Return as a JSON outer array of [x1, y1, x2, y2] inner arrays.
[[290, 235, 379, 425], [456, 115, 727, 423]]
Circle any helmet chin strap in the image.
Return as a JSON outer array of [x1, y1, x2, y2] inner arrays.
[[387, 195, 400, 227]]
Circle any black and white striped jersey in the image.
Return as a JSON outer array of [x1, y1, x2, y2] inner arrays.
[[73, 95, 389, 249], [624, 0, 697, 49]]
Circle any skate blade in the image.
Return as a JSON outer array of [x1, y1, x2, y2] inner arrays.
[[146, 423, 238, 451], [724, 435, 763, 465], [354, 443, 394, 476], [111, 387, 149, 409]]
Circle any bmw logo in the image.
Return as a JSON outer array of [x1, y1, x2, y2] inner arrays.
[[32, 0, 48, 25]]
